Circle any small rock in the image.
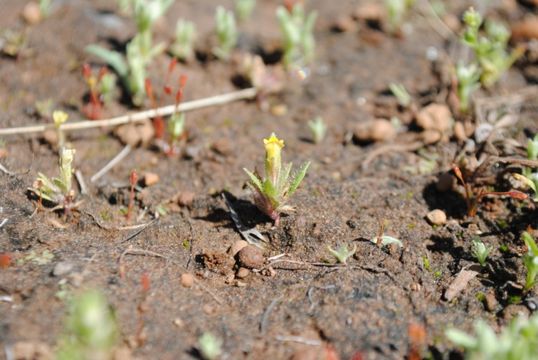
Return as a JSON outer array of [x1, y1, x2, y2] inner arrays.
[[453, 122, 467, 142], [42, 129, 58, 148], [270, 104, 287, 117], [203, 304, 215, 315], [180, 273, 194, 288], [511, 16, 538, 41], [173, 318, 184, 327], [184, 145, 202, 160], [211, 138, 233, 156], [353, 119, 396, 143], [237, 245, 264, 269], [332, 15, 357, 32], [420, 129, 442, 144], [69, 272, 84, 287], [177, 191, 195, 207], [484, 292, 498, 312], [415, 103, 453, 134], [229, 240, 248, 257], [115, 120, 154, 147], [236, 267, 250, 279], [436, 172, 455, 192], [143, 172, 159, 186], [52, 261, 74, 277], [22, 2, 42, 25], [502, 304, 530, 322], [426, 209, 447, 225]]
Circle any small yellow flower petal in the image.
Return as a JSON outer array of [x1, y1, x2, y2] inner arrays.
[[263, 133, 284, 149], [52, 110, 69, 127]]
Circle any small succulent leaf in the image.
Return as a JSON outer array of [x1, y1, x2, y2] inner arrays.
[[85, 45, 128, 77], [288, 161, 310, 196], [523, 232, 538, 256], [262, 179, 278, 199], [243, 168, 263, 192], [278, 162, 292, 193], [369, 235, 403, 247]]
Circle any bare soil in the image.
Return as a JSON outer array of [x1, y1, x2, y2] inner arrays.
[[1, 0, 538, 359]]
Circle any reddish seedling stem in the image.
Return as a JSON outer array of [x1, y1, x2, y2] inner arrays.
[[127, 169, 138, 222], [82, 63, 104, 120], [145, 79, 165, 139]]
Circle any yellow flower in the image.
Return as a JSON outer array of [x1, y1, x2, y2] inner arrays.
[[264, 133, 284, 183], [53, 110, 69, 128]]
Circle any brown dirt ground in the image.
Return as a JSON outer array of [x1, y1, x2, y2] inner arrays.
[[1, 0, 538, 359]]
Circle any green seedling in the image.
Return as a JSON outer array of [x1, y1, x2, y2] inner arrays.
[[461, 7, 524, 87], [53, 110, 69, 150], [327, 244, 357, 264], [170, 19, 196, 62], [276, 3, 317, 70], [385, 0, 415, 34], [56, 290, 118, 360], [244, 133, 310, 225], [307, 116, 327, 144], [512, 135, 538, 201], [522, 231, 538, 292], [213, 6, 238, 61], [235, 0, 256, 22], [86, 0, 172, 105], [471, 239, 490, 267], [29, 148, 77, 210], [198, 332, 222, 360], [456, 62, 481, 113], [40, 0, 52, 18], [453, 165, 527, 217], [446, 313, 538, 360], [389, 83, 411, 108], [82, 64, 117, 120]]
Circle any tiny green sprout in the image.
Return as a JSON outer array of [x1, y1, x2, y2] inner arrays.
[[29, 147, 76, 208], [198, 332, 222, 360], [39, 0, 52, 18], [56, 290, 118, 360], [235, 0, 256, 22], [53, 110, 69, 150], [461, 7, 524, 87], [327, 244, 357, 264], [276, 3, 317, 70], [168, 112, 185, 144], [388, 83, 411, 108], [471, 239, 490, 267], [99, 72, 117, 105], [456, 62, 481, 113], [170, 19, 196, 62], [369, 234, 403, 248], [446, 313, 538, 360], [86, 0, 171, 105], [522, 231, 538, 292], [527, 134, 538, 161], [243, 133, 310, 225], [384, 0, 415, 34], [307, 116, 327, 144], [213, 6, 238, 61]]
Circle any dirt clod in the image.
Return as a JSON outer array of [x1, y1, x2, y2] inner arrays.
[[353, 119, 396, 143], [426, 209, 447, 226], [237, 245, 264, 269], [22, 2, 42, 25], [236, 267, 250, 279], [176, 191, 195, 207], [415, 103, 452, 135], [484, 292, 498, 312], [181, 273, 194, 288], [143, 172, 159, 186], [436, 173, 455, 192], [229, 240, 248, 257], [52, 261, 74, 277]]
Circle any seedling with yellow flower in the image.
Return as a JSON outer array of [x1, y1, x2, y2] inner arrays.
[[244, 133, 310, 225]]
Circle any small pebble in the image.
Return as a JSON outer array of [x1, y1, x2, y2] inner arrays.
[[453, 122, 467, 141], [236, 267, 250, 279], [177, 191, 195, 207], [229, 240, 248, 257], [237, 245, 264, 269], [332, 15, 357, 32], [211, 138, 233, 156], [415, 103, 452, 134], [420, 129, 442, 144], [484, 292, 498, 312], [270, 104, 287, 117], [426, 209, 447, 226], [143, 172, 159, 186], [52, 261, 74, 277], [22, 2, 42, 25], [353, 119, 396, 143], [180, 273, 194, 288]]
